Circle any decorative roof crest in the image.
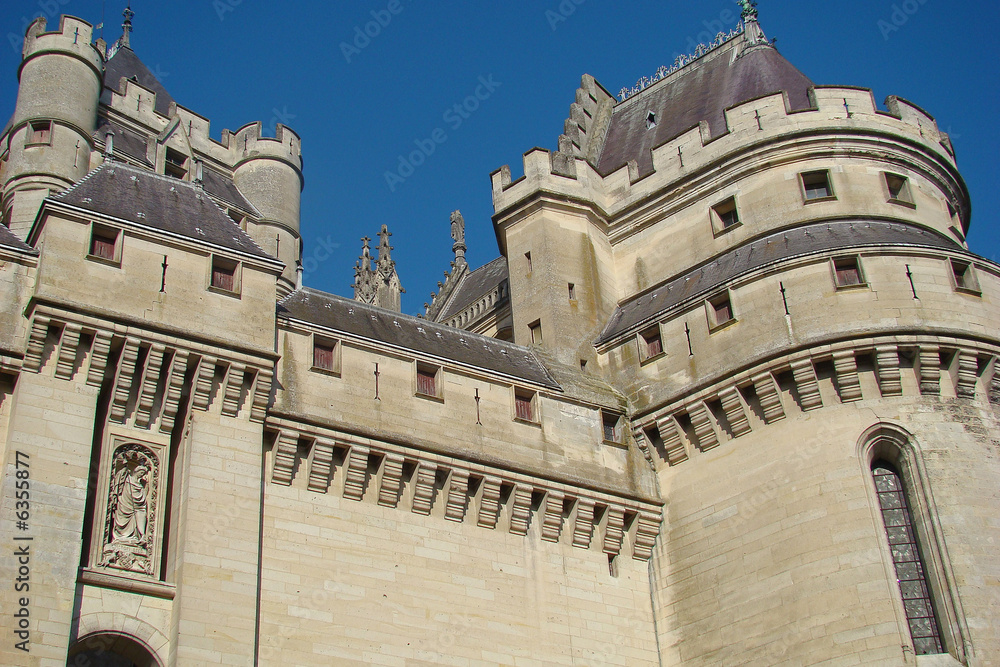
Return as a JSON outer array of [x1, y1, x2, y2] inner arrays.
[[617, 1, 770, 102]]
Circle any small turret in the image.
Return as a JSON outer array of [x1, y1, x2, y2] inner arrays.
[[231, 122, 304, 298], [2, 16, 103, 238]]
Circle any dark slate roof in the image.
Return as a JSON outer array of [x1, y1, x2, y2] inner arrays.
[[49, 162, 274, 260], [102, 47, 176, 117], [0, 225, 37, 255], [438, 257, 510, 321], [202, 167, 257, 214], [94, 118, 151, 166], [597, 36, 814, 177], [279, 288, 559, 389], [596, 221, 962, 346]]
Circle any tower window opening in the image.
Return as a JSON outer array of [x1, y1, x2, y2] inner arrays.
[[645, 111, 657, 129], [514, 389, 537, 423], [568, 283, 576, 301], [707, 293, 735, 331], [871, 461, 946, 655], [210, 256, 239, 294], [640, 325, 663, 361], [949, 259, 980, 294], [525, 251, 533, 274], [27, 120, 52, 145], [711, 196, 740, 235], [416, 363, 441, 398], [801, 170, 834, 201], [87, 224, 120, 264], [528, 320, 542, 346], [833, 256, 865, 289], [164, 148, 188, 180], [885, 173, 915, 206]]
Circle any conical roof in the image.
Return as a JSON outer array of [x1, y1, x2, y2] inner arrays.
[[597, 33, 813, 178]]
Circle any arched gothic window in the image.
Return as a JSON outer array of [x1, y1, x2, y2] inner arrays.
[[871, 460, 945, 655]]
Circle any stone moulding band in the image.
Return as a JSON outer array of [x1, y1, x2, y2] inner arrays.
[[265, 416, 664, 562]]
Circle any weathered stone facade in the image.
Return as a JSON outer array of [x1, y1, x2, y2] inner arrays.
[[0, 8, 997, 667]]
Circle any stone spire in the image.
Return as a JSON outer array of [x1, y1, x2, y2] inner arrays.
[[121, 3, 134, 49], [353, 227, 404, 312], [450, 210, 467, 267]]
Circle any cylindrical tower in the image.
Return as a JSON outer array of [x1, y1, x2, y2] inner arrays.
[[2, 16, 103, 238], [232, 122, 303, 298]]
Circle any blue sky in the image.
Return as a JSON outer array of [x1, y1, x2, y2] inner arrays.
[[2, 0, 997, 315]]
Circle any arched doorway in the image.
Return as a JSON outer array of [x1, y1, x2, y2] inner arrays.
[[67, 633, 160, 667]]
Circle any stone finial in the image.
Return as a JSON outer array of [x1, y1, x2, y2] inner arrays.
[[450, 210, 467, 266], [353, 228, 403, 312]]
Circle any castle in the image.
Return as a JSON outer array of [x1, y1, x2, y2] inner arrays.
[[0, 4, 998, 666]]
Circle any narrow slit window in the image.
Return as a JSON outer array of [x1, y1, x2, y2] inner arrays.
[[525, 251, 532, 274], [872, 461, 946, 655], [834, 256, 865, 288], [568, 283, 576, 301], [802, 170, 833, 201]]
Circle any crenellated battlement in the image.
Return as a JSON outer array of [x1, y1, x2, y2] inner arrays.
[[493, 85, 962, 226], [228, 122, 303, 172], [19, 16, 103, 79]]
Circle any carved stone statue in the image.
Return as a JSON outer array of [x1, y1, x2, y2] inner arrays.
[[450, 210, 465, 246], [101, 444, 157, 575]]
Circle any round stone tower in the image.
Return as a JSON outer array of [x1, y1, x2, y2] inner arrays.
[[2, 16, 103, 238], [231, 122, 304, 298]]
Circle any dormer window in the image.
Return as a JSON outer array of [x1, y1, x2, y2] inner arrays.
[[164, 148, 188, 180], [645, 111, 657, 129]]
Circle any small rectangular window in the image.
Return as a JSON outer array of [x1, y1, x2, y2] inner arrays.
[[27, 120, 52, 145], [312, 337, 338, 373], [950, 259, 980, 294], [711, 196, 740, 235], [165, 148, 188, 180], [640, 325, 663, 361], [87, 224, 120, 264], [416, 363, 440, 398], [602, 411, 623, 444], [885, 173, 915, 206], [707, 293, 735, 331], [210, 256, 239, 294], [833, 256, 866, 289], [525, 251, 532, 274], [802, 170, 834, 201], [568, 283, 576, 301], [528, 320, 542, 346], [514, 389, 537, 423]]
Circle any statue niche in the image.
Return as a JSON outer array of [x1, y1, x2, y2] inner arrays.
[[100, 444, 158, 576]]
